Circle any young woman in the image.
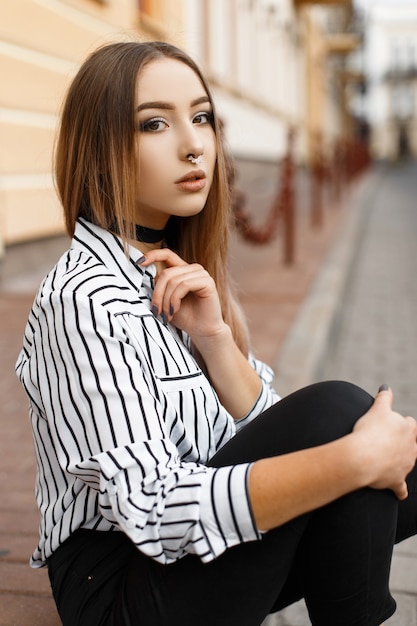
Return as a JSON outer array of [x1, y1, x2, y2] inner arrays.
[[16, 41, 417, 626]]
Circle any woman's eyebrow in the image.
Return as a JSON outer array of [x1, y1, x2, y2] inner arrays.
[[191, 96, 211, 107], [137, 95, 210, 112], [137, 101, 173, 112]]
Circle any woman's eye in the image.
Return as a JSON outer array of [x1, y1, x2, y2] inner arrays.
[[140, 118, 167, 132], [193, 111, 213, 125]]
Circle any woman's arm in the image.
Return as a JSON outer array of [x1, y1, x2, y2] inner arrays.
[[249, 387, 417, 531], [190, 323, 263, 418], [140, 249, 265, 419]]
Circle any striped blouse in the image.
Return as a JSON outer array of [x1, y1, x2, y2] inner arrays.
[[16, 218, 280, 568]]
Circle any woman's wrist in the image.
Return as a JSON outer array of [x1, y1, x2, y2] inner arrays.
[[345, 430, 379, 490], [190, 322, 232, 354]]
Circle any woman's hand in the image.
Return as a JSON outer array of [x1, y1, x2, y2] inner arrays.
[[139, 248, 227, 341], [353, 386, 417, 500]]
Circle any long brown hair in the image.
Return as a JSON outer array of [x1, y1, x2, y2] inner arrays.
[[55, 41, 249, 355]]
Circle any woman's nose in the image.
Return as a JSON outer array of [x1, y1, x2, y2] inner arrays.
[[181, 123, 204, 161]]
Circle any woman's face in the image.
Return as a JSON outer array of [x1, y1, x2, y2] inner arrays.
[[134, 58, 217, 229]]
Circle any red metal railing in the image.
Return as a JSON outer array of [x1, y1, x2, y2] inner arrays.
[[229, 127, 370, 265]]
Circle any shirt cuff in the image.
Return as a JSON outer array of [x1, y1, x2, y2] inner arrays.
[[198, 463, 261, 562], [234, 383, 280, 432]]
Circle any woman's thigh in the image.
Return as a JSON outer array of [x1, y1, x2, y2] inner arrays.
[[208, 381, 399, 625]]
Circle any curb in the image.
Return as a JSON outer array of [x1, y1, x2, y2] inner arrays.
[[273, 166, 383, 397]]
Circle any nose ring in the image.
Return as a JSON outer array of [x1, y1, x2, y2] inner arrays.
[[188, 154, 202, 165]]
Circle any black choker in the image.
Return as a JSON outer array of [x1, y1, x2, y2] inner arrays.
[[134, 224, 166, 243], [109, 221, 168, 243]]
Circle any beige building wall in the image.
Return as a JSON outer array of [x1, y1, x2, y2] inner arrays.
[[1, 0, 142, 251]]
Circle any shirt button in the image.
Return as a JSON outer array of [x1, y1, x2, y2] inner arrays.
[[126, 519, 135, 529]]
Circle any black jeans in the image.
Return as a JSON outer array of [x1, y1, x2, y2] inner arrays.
[[48, 381, 417, 626]]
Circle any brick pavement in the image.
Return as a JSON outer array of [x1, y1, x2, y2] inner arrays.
[[0, 158, 365, 625]]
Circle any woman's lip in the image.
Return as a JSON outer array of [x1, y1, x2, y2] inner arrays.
[[175, 178, 207, 192], [175, 169, 206, 192], [175, 169, 205, 183]]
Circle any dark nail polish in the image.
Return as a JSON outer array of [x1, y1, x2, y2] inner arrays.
[[378, 384, 389, 392], [169, 305, 174, 317], [151, 304, 158, 317], [135, 255, 146, 265], [161, 312, 168, 326]]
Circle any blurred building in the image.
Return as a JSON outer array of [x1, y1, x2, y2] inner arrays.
[[0, 0, 359, 252], [359, 2, 417, 160]]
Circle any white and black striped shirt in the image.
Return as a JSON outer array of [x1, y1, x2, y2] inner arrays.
[[16, 219, 280, 568]]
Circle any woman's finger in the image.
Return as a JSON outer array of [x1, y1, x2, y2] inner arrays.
[[394, 481, 408, 501], [153, 265, 210, 314], [138, 248, 188, 268]]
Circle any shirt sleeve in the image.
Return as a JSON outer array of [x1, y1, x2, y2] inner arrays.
[[233, 353, 281, 431], [27, 290, 261, 564]]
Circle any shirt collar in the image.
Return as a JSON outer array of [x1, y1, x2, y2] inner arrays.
[[72, 218, 157, 290]]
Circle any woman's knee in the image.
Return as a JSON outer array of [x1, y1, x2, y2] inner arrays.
[[274, 380, 374, 451]]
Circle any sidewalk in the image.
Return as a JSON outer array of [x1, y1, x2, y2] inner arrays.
[[267, 159, 417, 626], [2, 159, 415, 624]]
